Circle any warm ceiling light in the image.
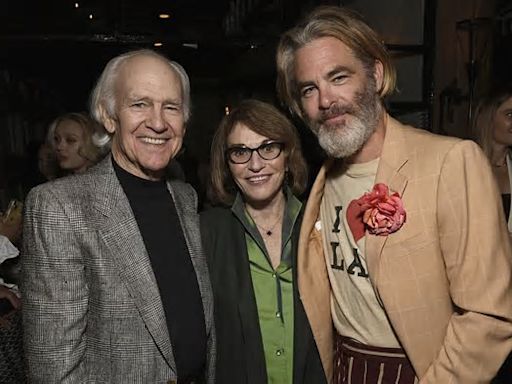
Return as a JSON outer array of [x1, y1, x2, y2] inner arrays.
[[74, 2, 79, 8], [89, 13, 93, 20], [159, 13, 170, 19], [153, 42, 163, 47], [182, 43, 198, 49]]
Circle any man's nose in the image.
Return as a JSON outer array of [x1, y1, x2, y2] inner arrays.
[[146, 107, 166, 132], [318, 85, 335, 110]]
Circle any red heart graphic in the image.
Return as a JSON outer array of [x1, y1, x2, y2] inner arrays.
[[346, 199, 365, 242]]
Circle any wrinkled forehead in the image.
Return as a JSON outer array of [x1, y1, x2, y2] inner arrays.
[[115, 55, 183, 101], [293, 37, 362, 76]]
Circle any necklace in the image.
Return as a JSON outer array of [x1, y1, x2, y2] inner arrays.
[[252, 212, 283, 236], [493, 160, 507, 168]]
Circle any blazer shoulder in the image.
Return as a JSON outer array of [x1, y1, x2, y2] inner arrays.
[[200, 206, 236, 243], [403, 124, 460, 144], [26, 173, 94, 206], [200, 206, 231, 223], [394, 122, 464, 158]]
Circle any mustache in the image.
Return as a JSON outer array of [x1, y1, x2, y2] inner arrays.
[[319, 103, 355, 123]]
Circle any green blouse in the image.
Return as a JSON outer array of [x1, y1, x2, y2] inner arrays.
[[231, 190, 302, 384]]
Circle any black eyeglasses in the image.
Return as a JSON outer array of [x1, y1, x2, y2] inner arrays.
[[226, 141, 284, 164]]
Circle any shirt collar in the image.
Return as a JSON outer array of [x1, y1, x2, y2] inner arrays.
[[231, 187, 302, 265]]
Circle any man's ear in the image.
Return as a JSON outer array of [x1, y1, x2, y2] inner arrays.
[[99, 105, 116, 134], [373, 60, 384, 93]]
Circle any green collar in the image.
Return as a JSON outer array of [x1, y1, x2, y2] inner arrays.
[[231, 187, 302, 265]]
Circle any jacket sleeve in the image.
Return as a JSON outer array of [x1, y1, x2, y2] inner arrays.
[[199, 212, 217, 384], [21, 186, 88, 383], [420, 140, 512, 383]]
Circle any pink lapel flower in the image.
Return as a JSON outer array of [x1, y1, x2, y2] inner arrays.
[[356, 183, 406, 236]]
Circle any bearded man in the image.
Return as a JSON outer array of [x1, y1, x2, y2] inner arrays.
[[276, 6, 512, 384]]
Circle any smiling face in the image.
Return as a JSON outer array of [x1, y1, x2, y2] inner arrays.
[[493, 96, 512, 147], [227, 123, 287, 208], [54, 119, 90, 173], [294, 36, 383, 158], [103, 54, 185, 180]]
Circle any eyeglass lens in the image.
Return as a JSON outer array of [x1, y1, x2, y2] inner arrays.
[[227, 142, 283, 164]]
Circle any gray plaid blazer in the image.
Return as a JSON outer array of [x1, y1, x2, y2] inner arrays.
[[21, 156, 215, 383]]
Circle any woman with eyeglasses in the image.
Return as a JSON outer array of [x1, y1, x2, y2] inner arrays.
[[201, 99, 326, 384]]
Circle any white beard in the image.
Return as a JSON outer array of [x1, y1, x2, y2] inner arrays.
[[317, 114, 374, 158], [307, 75, 381, 159]]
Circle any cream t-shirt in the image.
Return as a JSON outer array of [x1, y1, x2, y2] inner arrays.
[[319, 158, 400, 347]]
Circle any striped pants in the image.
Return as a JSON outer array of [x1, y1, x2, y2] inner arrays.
[[334, 334, 418, 384]]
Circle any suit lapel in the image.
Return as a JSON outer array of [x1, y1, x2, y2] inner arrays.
[[365, 116, 409, 286], [167, 181, 213, 338], [168, 182, 195, 259], [93, 158, 176, 372], [297, 160, 334, 379], [236, 243, 267, 384], [228, 204, 269, 383]]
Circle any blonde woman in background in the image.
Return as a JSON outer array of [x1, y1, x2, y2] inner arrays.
[[45, 112, 104, 177]]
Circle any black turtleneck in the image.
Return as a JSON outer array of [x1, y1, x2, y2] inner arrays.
[[113, 159, 206, 383]]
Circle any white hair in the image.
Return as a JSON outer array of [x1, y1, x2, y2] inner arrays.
[[89, 49, 191, 149]]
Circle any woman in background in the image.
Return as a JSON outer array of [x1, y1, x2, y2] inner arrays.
[[474, 85, 512, 384], [201, 99, 326, 384], [474, 85, 512, 234], [45, 112, 103, 177]]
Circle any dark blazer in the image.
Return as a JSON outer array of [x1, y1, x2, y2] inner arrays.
[[22, 156, 215, 383], [201, 206, 326, 384]]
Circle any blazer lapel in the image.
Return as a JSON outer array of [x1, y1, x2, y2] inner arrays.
[[168, 182, 196, 260], [237, 262, 267, 384], [93, 159, 176, 372], [297, 160, 334, 379], [229, 208, 268, 383], [167, 181, 213, 338], [365, 116, 409, 286]]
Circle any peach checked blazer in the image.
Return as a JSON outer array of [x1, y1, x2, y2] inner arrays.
[[298, 115, 512, 383]]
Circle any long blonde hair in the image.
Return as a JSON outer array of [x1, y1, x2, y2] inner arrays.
[[47, 112, 103, 173]]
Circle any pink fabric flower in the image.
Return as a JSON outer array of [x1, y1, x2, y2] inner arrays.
[[355, 183, 406, 236]]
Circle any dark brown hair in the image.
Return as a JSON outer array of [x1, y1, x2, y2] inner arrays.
[[209, 99, 307, 205]]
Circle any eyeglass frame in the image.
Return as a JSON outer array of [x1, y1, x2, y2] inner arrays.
[[225, 141, 285, 164]]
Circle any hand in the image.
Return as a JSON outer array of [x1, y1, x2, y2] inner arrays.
[[0, 285, 21, 311], [0, 215, 22, 243]]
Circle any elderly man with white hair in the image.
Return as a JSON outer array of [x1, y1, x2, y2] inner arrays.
[[22, 49, 215, 384]]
